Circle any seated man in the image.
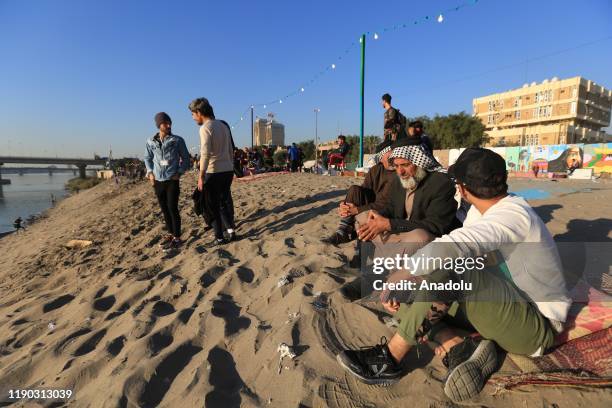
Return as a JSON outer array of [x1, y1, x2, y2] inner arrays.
[[356, 137, 460, 255], [407, 120, 434, 154], [341, 138, 460, 300], [337, 148, 571, 403], [327, 135, 350, 168], [323, 140, 397, 246]]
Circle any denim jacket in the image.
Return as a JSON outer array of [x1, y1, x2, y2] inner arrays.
[[144, 133, 190, 181]]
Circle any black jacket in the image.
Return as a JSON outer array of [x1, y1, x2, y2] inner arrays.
[[356, 163, 397, 213], [192, 187, 214, 226], [383, 171, 461, 237]]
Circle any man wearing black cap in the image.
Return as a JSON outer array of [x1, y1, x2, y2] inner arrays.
[[322, 139, 399, 245], [144, 112, 191, 249], [337, 148, 570, 403]]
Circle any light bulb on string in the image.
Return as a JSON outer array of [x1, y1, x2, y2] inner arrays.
[[279, 99, 283, 104], [331, 64, 336, 69], [374, 33, 379, 40], [263, 105, 266, 109], [300, 87, 305, 92], [437, 14, 444, 23]]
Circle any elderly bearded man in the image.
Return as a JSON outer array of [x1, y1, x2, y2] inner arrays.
[[341, 138, 460, 300]]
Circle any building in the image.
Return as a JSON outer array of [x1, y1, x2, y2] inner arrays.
[[254, 114, 285, 146], [473, 76, 611, 146]]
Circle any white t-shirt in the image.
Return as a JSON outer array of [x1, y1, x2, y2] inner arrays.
[[413, 194, 571, 323]]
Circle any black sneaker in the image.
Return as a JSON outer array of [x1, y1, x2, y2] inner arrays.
[[224, 230, 237, 242], [321, 230, 355, 246], [443, 337, 498, 402], [336, 337, 403, 385]]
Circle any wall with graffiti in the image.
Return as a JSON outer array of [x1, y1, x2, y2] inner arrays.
[[446, 143, 611, 175]]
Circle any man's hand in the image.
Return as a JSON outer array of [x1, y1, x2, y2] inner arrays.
[[357, 210, 391, 241], [339, 202, 358, 218], [171, 174, 180, 181], [382, 299, 400, 314], [197, 176, 204, 191], [147, 173, 155, 186]]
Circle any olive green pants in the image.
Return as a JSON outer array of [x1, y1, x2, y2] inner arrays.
[[396, 267, 555, 356]]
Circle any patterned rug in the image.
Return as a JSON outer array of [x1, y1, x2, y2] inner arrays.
[[491, 327, 612, 390]]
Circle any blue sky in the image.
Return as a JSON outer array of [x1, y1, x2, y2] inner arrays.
[[1, 0, 611, 158]]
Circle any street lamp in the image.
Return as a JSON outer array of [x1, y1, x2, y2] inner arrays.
[[314, 108, 320, 173]]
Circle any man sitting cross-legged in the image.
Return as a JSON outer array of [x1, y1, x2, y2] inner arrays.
[[322, 139, 398, 246], [340, 137, 461, 300], [336, 148, 572, 402]]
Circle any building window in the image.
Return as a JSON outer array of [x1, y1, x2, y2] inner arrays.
[[488, 101, 493, 111], [571, 101, 577, 114], [572, 86, 577, 98], [515, 110, 521, 119]]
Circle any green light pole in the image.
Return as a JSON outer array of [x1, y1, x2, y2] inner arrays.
[[359, 34, 365, 168]]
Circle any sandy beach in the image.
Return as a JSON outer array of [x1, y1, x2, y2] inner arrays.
[[0, 173, 610, 407]]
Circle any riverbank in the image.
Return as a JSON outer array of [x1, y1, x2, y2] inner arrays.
[[0, 174, 609, 407]]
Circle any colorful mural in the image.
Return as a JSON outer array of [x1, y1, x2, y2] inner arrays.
[[447, 143, 609, 175], [505, 147, 519, 172], [583, 143, 612, 174]]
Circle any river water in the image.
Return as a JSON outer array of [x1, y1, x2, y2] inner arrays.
[[0, 173, 86, 233]]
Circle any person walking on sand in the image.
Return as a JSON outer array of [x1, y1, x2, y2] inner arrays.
[[13, 217, 25, 233], [189, 98, 236, 245], [144, 112, 191, 250]]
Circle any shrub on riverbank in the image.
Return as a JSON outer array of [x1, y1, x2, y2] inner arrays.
[[65, 177, 101, 193]]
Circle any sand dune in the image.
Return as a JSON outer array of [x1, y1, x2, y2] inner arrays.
[[0, 173, 609, 407]]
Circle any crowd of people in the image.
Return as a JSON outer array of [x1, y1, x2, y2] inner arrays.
[[139, 93, 572, 403], [320, 95, 571, 402]]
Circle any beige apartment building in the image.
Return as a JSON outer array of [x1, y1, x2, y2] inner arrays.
[[254, 115, 285, 146], [473, 76, 611, 146]]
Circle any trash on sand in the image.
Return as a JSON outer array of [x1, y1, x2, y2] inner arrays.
[[277, 275, 291, 288], [285, 312, 300, 324], [48, 322, 56, 330], [65, 239, 93, 249], [277, 343, 296, 374]]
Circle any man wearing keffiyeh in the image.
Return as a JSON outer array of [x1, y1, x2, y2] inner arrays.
[[339, 137, 461, 301], [322, 139, 399, 246]]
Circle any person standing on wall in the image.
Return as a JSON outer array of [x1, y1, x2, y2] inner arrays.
[[144, 112, 191, 250], [189, 98, 236, 245]]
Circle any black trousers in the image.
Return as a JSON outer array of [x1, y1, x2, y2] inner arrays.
[[154, 179, 181, 237], [205, 171, 235, 239]]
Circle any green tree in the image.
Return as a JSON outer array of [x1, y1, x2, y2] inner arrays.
[[297, 140, 316, 160], [408, 112, 488, 149]]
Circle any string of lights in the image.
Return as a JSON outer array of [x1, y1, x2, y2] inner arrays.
[[228, 0, 482, 130]]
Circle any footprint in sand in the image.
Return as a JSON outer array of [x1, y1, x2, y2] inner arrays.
[[73, 329, 107, 356], [205, 346, 251, 408], [199, 266, 225, 288], [93, 295, 116, 312], [106, 335, 126, 357], [210, 294, 250, 336], [236, 266, 254, 283], [129, 342, 202, 407], [152, 301, 175, 317], [43, 294, 75, 313], [147, 329, 174, 357]]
